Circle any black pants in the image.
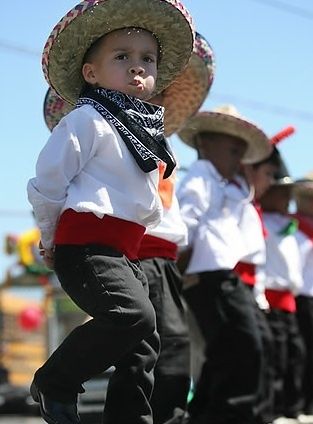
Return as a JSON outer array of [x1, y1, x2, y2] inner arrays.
[[266, 308, 305, 419], [246, 288, 275, 424], [184, 270, 262, 424], [141, 258, 191, 424], [296, 295, 313, 415], [34, 244, 160, 424]]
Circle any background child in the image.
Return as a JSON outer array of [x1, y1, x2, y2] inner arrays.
[[260, 152, 305, 423], [27, 1, 194, 423], [138, 33, 215, 424], [292, 175, 313, 424], [177, 105, 271, 424], [239, 128, 295, 424]]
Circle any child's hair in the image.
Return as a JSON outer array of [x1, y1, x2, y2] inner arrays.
[[252, 147, 281, 170]]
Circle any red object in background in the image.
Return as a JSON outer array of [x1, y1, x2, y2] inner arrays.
[[270, 126, 295, 145], [18, 306, 44, 331], [38, 275, 50, 286]]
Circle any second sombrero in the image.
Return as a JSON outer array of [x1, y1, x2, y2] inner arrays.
[[178, 105, 272, 164]]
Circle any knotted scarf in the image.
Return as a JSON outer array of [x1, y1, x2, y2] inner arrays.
[[76, 87, 176, 178]]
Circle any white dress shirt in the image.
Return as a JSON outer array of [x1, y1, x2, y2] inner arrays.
[[263, 212, 303, 294], [239, 202, 266, 265], [177, 160, 249, 273], [145, 194, 188, 246], [295, 228, 313, 296], [27, 105, 162, 249]]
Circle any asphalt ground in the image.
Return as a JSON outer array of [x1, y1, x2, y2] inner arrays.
[[0, 417, 42, 423], [0, 413, 102, 423]]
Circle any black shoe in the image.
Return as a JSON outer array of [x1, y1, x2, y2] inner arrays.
[[30, 380, 80, 424]]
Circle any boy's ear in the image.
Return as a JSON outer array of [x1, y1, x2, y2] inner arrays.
[[82, 63, 96, 84]]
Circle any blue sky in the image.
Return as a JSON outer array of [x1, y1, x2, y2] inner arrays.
[[1, 0, 313, 281]]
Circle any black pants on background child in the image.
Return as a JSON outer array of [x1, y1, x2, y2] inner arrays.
[[296, 295, 313, 416], [142, 258, 191, 424], [184, 270, 262, 424], [266, 307, 305, 419]]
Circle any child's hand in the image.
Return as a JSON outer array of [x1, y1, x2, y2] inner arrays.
[[39, 241, 55, 270]]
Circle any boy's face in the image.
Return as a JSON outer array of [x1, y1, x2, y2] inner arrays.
[[196, 132, 247, 180], [244, 162, 278, 200], [260, 185, 292, 214], [295, 194, 313, 217], [82, 28, 158, 100]]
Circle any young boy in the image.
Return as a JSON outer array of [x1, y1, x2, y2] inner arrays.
[[138, 33, 215, 424], [259, 154, 306, 422], [177, 105, 271, 424], [42, 31, 214, 424], [238, 130, 295, 424], [292, 175, 313, 423], [27, 1, 194, 424], [40, 33, 215, 423]]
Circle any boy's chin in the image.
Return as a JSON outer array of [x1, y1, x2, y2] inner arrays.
[[130, 91, 153, 101], [125, 86, 155, 101]]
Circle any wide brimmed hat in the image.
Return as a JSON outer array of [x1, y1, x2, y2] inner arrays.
[[270, 147, 294, 186], [177, 105, 272, 164], [42, 0, 195, 105], [43, 32, 214, 135], [163, 32, 215, 137], [252, 125, 295, 185], [43, 88, 73, 131], [293, 172, 313, 196]]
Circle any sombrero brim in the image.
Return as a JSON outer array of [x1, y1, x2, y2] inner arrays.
[[178, 111, 272, 164], [42, 0, 194, 105], [162, 33, 215, 137], [43, 88, 73, 131], [274, 177, 294, 186], [43, 32, 214, 136], [293, 179, 313, 195]]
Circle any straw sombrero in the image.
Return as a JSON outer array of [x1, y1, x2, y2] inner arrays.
[[163, 32, 215, 137], [293, 172, 313, 196], [43, 88, 73, 131], [42, 0, 195, 105], [270, 147, 294, 185], [43, 32, 215, 134], [252, 126, 295, 185], [178, 105, 272, 164]]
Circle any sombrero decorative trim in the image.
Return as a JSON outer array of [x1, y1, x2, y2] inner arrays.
[[275, 176, 294, 186], [42, 0, 195, 105], [43, 88, 73, 131], [178, 105, 272, 164], [162, 32, 215, 137]]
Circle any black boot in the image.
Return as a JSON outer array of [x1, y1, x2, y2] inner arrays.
[[30, 380, 80, 424]]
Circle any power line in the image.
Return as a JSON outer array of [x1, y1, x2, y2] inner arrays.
[[210, 91, 313, 122], [1, 40, 312, 122], [248, 0, 313, 19], [0, 40, 40, 57]]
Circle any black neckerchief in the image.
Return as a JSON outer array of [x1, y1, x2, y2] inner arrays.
[[76, 87, 176, 178]]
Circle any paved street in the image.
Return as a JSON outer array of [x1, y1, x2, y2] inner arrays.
[[0, 414, 101, 423], [0, 417, 41, 423]]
